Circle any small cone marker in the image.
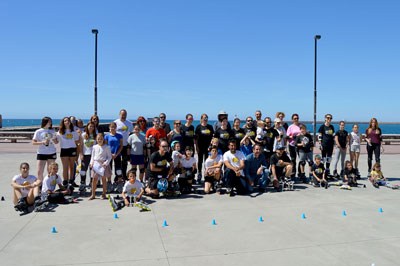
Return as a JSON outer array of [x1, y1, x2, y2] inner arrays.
[[259, 216, 263, 222], [379, 208, 383, 213], [211, 219, 216, 225], [1, 196, 4, 201], [51, 227, 57, 234], [163, 220, 168, 227], [114, 213, 119, 219], [301, 213, 306, 219], [342, 210, 347, 216]]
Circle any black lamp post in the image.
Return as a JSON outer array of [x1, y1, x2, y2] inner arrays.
[[313, 35, 321, 143], [92, 29, 99, 115]]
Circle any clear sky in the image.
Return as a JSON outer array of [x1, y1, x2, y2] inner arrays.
[[0, 0, 399, 121]]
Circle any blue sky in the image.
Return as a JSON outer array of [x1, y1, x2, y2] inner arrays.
[[0, 0, 399, 121]]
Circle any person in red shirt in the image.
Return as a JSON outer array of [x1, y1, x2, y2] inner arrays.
[[146, 117, 166, 148]]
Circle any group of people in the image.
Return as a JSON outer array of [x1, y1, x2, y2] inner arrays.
[[11, 109, 389, 213]]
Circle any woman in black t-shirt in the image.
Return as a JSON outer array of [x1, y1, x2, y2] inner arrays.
[[195, 114, 214, 182]]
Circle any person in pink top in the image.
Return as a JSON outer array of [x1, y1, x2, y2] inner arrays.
[[365, 118, 383, 177], [287, 114, 301, 179]]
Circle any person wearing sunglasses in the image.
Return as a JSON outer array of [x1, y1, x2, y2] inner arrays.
[[287, 114, 302, 180], [263, 117, 279, 167], [167, 120, 184, 147], [318, 114, 335, 178], [146, 117, 167, 148], [195, 114, 214, 184], [159, 113, 171, 135], [242, 116, 257, 141], [136, 116, 147, 135], [145, 140, 174, 198]]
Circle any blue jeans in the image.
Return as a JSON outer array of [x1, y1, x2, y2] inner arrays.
[[244, 169, 270, 192]]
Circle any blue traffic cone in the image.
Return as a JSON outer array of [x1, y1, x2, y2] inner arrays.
[[259, 216, 263, 222], [163, 220, 168, 227], [301, 213, 306, 219], [51, 227, 57, 233], [342, 210, 347, 216], [379, 208, 383, 213], [114, 213, 119, 219], [211, 219, 216, 225]]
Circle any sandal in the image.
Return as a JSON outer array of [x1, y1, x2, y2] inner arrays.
[[101, 194, 106, 200], [88, 196, 95, 200]]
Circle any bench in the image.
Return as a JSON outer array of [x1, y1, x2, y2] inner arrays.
[[0, 136, 30, 143]]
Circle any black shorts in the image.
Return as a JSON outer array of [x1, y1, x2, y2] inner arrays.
[[60, 148, 77, 157], [148, 178, 159, 190], [205, 175, 217, 183], [37, 153, 57, 160]]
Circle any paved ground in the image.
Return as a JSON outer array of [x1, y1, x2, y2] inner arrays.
[[1, 145, 400, 266]]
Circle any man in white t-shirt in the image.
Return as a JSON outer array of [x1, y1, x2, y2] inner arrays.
[[114, 109, 134, 180], [223, 140, 246, 196]]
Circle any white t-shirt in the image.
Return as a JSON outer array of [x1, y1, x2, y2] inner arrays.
[[33, 128, 57, 154], [114, 119, 133, 146], [256, 127, 265, 140], [41, 174, 63, 195], [180, 157, 197, 169], [171, 150, 181, 168], [56, 129, 80, 149], [82, 133, 96, 155], [128, 134, 146, 155], [205, 155, 222, 174], [123, 180, 143, 196], [273, 127, 287, 151], [223, 150, 246, 175], [12, 174, 37, 197], [350, 132, 361, 146], [90, 144, 112, 166]]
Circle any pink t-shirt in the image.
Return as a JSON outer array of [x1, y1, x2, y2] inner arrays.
[[287, 124, 301, 146]]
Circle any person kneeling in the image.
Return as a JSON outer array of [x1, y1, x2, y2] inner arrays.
[[42, 162, 74, 204], [270, 146, 293, 192], [312, 154, 328, 188], [343, 160, 358, 187], [204, 145, 223, 194], [244, 144, 269, 193]]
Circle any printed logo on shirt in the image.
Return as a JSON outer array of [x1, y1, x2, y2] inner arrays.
[[130, 188, 137, 194], [45, 132, 53, 139], [51, 179, 57, 185], [266, 132, 273, 138], [66, 134, 73, 139], [122, 125, 128, 131], [201, 129, 211, 135], [187, 131, 194, 137], [84, 137, 95, 148], [248, 131, 255, 137], [303, 137, 309, 146], [232, 157, 239, 163], [22, 181, 30, 187], [221, 133, 230, 139], [213, 162, 218, 166], [325, 130, 333, 135], [236, 133, 244, 138], [315, 168, 323, 174], [157, 160, 167, 167]]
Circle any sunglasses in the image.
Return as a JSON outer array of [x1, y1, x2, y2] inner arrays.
[[326, 117, 332, 120], [161, 145, 168, 148], [293, 117, 298, 120], [160, 116, 165, 119], [247, 120, 253, 122], [175, 123, 181, 125], [203, 117, 208, 120], [154, 121, 160, 123]]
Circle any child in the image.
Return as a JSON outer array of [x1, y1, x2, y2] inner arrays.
[[11, 162, 41, 213], [349, 124, 362, 178], [89, 133, 112, 200], [255, 121, 265, 145], [208, 137, 223, 155], [343, 160, 358, 187], [41, 162, 74, 204], [108, 169, 145, 211], [311, 155, 328, 188], [240, 135, 255, 157], [178, 146, 197, 194], [204, 145, 223, 194], [370, 162, 387, 188], [296, 124, 314, 182]]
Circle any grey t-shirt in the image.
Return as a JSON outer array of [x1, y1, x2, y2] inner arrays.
[[127, 134, 146, 155]]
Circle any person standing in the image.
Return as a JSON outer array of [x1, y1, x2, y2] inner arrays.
[[195, 114, 214, 183], [214, 117, 233, 154], [232, 118, 245, 150], [318, 114, 335, 177], [114, 109, 133, 180], [146, 117, 167, 148], [213, 110, 232, 131], [79, 122, 97, 193], [242, 116, 257, 141], [263, 117, 279, 167], [159, 113, 171, 135], [127, 125, 147, 182], [365, 118, 383, 177], [333, 121, 349, 178], [286, 114, 301, 179], [255, 110, 262, 123], [182, 114, 195, 152]]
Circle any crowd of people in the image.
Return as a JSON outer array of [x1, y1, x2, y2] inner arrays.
[[11, 109, 389, 213]]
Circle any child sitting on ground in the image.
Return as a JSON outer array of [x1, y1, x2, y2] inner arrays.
[[370, 162, 387, 188], [311, 154, 328, 189], [343, 160, 358, 187], [108, 169, 145, 211], [11, 162, 41, 213], [204, 145, 223, 194], [41, 162, 75, 204]]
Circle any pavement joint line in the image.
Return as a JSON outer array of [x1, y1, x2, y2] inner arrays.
[[0, 211, 38, 253], [152, 209, 171, 266], [36, 257, 169, 266]]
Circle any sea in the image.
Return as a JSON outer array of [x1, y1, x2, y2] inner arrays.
[[2, 119, 400, 134]]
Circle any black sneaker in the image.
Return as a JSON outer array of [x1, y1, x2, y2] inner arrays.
[[69, 181, 79, 188], [373, 180, 379, 189], [226, 188, 232, 196], [324, 182, 329, 189]]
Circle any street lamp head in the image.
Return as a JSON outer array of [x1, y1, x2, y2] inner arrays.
[[314, 35, 321, 40], [92, 29, 98, 34]]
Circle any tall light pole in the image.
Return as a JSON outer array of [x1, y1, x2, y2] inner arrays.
[[313, 35, 321, 143], [92, 29, 99, 115]]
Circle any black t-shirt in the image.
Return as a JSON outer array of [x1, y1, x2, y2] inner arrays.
[[318, 124, 335, 147], [171, 130, 183, 147], [195, 124, 214, 151], [182, 124, 195, 149], [335, 130, 348, 149], [344, 168, 357, 180], [214, 127, 233, 153], [147, 151, 173, 179], [296, 133, 314, 153], [243, 126, 257, 140], [264, 128, 279, 152], [161, 123, 171, 135], [270, 152, 291, 174], [312, 163, 325, 179], [232, 128, 245, 150]]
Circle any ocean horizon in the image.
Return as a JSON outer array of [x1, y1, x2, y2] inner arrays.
[[2, 118, 400, 134]]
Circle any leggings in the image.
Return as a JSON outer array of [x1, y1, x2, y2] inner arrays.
[[321, 145, 334, 170], [80, 155, 91, 184], [288, 145, 298, 176], [110, 155, 122, 182], [197, 149, 208, 178], [333, 147, 346, 172], [367, 143, 381, 171]]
